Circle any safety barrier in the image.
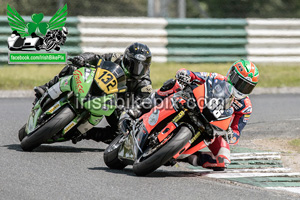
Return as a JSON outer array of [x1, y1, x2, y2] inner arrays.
[[78, 17, 168, 62], [1, 17, 300, 64], [246, 19, 300, 62]]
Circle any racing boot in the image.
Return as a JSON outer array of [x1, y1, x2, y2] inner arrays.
[[34, 76, 59, 98], [34, 85, 47, 99], [178, 151, 228, 171], [81, 127, 118, 144], [33, 64, 76, 104]]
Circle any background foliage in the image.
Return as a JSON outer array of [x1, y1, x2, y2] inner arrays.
[[1, 0, 300, 18]]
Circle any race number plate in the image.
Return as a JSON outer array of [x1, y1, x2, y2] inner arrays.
[[94, 68, 118, 94]]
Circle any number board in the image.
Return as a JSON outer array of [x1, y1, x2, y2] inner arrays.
[[94, 68, 118, 94]]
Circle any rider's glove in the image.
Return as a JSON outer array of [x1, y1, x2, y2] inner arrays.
[[223, 127, 234, 143], [68, 56, 86, 67], [127, 107, 142, 119], [175, 69, 191, 88]]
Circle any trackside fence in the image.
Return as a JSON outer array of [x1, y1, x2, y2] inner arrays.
[[1, 17, 299, 64]]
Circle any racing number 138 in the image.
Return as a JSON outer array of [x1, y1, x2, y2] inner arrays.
[[98, 71, 116, 91]]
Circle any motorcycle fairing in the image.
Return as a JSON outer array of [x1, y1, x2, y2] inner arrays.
[[59, 75, 73, 92], [72, 68, 94, 102], [140, 95, 176, 134], [118, 122, 148, 163], [157, 122, 177, 142], [192, 84, 205, 113], [83, 94, 116, 117], [27, 92, 70, 134]]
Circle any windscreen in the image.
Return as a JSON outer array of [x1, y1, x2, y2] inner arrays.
[[205, 77, 234, 119]]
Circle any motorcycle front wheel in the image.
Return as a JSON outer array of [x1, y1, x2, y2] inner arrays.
[[18, 124, 27, 142], [133, 126, 192, 176], [103, 134, 127, 170], [20, 105, 75, 151]]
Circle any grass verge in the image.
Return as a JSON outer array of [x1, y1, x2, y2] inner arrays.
[[0, 63, 300, 90], [289, 139, 300, 153]]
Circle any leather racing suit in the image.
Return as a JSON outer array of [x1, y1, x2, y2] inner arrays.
[[155, 68, 252, 170]]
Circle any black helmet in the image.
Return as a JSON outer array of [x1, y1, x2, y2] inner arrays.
[[122, 43, 152, 78]]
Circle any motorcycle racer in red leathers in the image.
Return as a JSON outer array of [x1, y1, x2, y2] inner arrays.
[[155, 59, 259, 170]]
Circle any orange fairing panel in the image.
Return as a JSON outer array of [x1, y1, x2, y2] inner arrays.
[[157, 122, 177, 142], [210, 117, 231, 130], [173, 142, 191, 159], [141, 96, 176, 133], [193, 84, 205, 112], [181, 141, 207, 156]]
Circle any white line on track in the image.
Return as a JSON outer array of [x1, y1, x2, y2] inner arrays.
[[205, 172, 300, 179], [192, 168, 291, 173], [265, 187, 300, 194], [231, 155, 281, 160]]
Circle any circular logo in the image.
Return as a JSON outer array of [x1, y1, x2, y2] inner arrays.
[[148, 110, 160, 126]]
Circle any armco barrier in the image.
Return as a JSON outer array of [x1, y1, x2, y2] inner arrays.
[[78, 17, 248, 63], [1, 17, 300, 64], [78, 17, 168, 63], [246, 19, 300, 62]]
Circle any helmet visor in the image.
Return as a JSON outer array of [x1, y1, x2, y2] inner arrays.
[[229, 68, 256, 95], [127, 57, 150, 77]]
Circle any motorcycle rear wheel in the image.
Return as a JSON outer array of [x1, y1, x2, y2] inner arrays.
[[133, 126, 192, 176], [103, 134, 127, 169], [20, 105, 75, 151]]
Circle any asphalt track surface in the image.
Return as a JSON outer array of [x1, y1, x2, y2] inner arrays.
[[1, 94, 300, 200]]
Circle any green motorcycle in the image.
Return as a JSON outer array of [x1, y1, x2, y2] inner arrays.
[[19, 59, 127, 151]]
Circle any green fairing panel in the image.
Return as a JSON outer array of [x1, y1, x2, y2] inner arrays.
[[88, 115, 104, 126], [83, 94, 116, 116], [26, 107, 42, 133], [71, 67, 95, 103], [59, 75, 73, 92]]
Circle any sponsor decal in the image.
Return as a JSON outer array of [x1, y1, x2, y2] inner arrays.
[[157, 89, 173, 97], [242, 106, 252, 114], [172, 110, 185, 122], [148, 110, 160, 126], [243, 118, 249, 123], [233, 99, 243, 108], [243, 114, 251, 122], [141, 85, 152, 93], [84, 68, 91, 82], [47, 102, 60, 114], [64, 121, 76, 133], [63, 78, 69, 86], [134, 54, 146, 61], [73, 70, 84, 93]]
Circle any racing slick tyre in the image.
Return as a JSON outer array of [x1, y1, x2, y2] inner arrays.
[[20, 106, 75, 151], [133, 126, 192, 176], [103, 134, 127, 169], [18, 124, 27, 142]]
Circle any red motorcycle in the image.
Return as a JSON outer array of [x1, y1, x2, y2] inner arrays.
[[104, 77, 234, 176]]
